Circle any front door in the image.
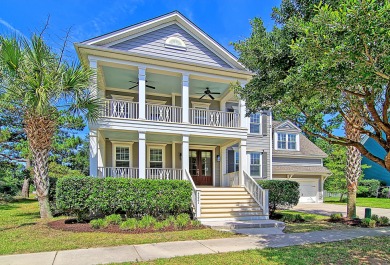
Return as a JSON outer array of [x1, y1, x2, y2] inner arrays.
[[189, 150, 213, 185]]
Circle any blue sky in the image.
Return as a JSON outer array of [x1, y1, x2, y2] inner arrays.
[[0, 0, 280, 60]]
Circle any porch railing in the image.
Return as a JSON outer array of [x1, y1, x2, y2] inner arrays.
[[184, 169, 201, 218], [243, 171, 269, 216], [145, 168, 183, 180], [190, 108, 239, 128], [102, 99, 139, 119], [98, 167, 139, 179], [146, 104, 182, 123], [224, 171, 240, 187]]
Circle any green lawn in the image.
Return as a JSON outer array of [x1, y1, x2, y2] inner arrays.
[[276, 210, 351, 233], [0, 199, 236, 255], [116, 236, 390, 265], [325, 197, 390, 209]]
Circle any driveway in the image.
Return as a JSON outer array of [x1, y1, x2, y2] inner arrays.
[[293, 203, 390, 218]]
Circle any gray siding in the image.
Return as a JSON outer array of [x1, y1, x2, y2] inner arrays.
[[110, 24, 232, 68], [273, 157, 322, 166]]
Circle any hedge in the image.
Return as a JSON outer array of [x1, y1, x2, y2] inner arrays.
[[56, 177, 192, 220], [257, 180, 300, 216], [357, 179, 381, 198]]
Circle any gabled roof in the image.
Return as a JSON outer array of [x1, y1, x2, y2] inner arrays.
[[273, 120, 302, 132], [80, 11, 246, 70]]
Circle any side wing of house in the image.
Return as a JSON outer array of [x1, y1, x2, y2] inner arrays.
[[362, 137, 390, 185], [272, 121, 331, 203]]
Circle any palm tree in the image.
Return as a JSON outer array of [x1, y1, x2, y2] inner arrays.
[[0, 34, 99, 218]]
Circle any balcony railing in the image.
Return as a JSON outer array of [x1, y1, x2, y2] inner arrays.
[[103, 99, 139, 119], [190, 108, 239, 128], [146, 168, 183, 180], [102, 99, 241, 128], [146, 103, 182, 123], [98, 167, 139, 178]]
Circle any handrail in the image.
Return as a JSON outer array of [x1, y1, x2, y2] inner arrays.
[[145, 168, 183, 180], [98, 167, 139, 179], [243, 171, 269, 216], [224, 171, 239, 187], [184, 169, 201, 218]]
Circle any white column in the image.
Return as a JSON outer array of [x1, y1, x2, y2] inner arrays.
[[138, 131, 146, 179], [97, 131, 105, 170], [172, 142, 176, 168], [89, 130, 98, 177], [89, 59, 98, 97], [220, 146, 227, 186], [182, 73, 189, 123], [138, 66, 146, 120], [182, 135, 189, 173], [239, 99, 247, 129], [239, 138, 247, 186]]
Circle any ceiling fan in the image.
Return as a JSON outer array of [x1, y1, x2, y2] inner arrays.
[[128, 80, 156, 90], [196, 87, 220, 100]]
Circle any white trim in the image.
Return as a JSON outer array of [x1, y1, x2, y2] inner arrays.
[[146, 99, 167, 105], [249, 151, 262, 178], [111, 141, 134, 168], [147, 144, 167, 168], [111, 94, 134, 101], [165, 36, 187, 51], [269, 112, 273, 179], [274, 120, 302, 132], [249, 113, 262, 135], [191, 101, 211, 109], [275, 132, 299, 151]]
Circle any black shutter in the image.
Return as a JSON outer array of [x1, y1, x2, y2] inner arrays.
[[262, 114, 268, 136], [262, 152, 268, 178], [227, 150, 235, 173]]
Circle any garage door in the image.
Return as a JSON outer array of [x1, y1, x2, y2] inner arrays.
[[298, 180, 318, 203]]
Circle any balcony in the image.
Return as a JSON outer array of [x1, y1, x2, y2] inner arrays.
[[102, 99, 240, 128]]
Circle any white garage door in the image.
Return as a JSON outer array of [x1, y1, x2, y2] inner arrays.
[[298, 180, 318, 203]]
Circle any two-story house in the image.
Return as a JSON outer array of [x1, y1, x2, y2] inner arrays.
[[271, 121, 331, 203], [77, 11, 328, 221]]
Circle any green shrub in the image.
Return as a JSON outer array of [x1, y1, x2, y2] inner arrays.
[[56, 177, 192, 221], [379, 216, 389, 226], [105, 214, 122, 225], [381, 188, 390, 198], [175, 213, 191, 228], [161, 219, 173, 228], [154, 222, 165, 230], [330, 213, 343, 221], [191, 220, 202, 227], [90, 218, 108, 229], [138, 215, 157, 229], [371, 214, 379, 222], [361, 218, 376, 227], [119, 218, 138, 230], [357, 179, 381, 198], [281, 213, 304, 223], [257, 180, 300, 215]]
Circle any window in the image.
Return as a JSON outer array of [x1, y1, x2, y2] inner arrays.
[[149, 148, 163, 168], [277, 133, 298, 150], [250, 113, 261, 134], [115, 147, 130, 167], [250, 152, 261, 177], [165, 37, 187, 51], [234, 151, 239, 172]]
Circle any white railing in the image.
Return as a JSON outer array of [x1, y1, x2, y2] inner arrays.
[[98, 167, 139, 179], [103, 99, 139, 119], [184, 169, 201, 218], [224, 171, 240, 187], [145, 168, 183, 180], [146, 104, 182, 123], [243, 171, 269, 216], [190, 109, 239, 128]]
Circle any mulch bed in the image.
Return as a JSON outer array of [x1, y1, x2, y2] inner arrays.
[[47, 219, 207, 234]]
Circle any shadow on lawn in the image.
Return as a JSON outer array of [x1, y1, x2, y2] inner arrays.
[[0, 222, 37, 231]]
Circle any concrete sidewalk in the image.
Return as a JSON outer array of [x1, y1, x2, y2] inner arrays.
[[1, 227, 389, 265], [293, 203, 390, 218]]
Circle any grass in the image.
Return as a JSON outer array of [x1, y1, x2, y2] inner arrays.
[[325, 197, 390, 209], [0, 199, 236, 255], [114, 236, 390, 265], [276, 210, 351, 233]]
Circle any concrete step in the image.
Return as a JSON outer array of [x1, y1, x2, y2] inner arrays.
[[200, 211, 263, 219], [198, 215, 268, 221], [200, 219, 285, 230], [201, 199, 256, 204], [201, 207, 262, 213], [202, 195, 252, 200], [200, 191, 249, 196], [201, 202, 259, 208]]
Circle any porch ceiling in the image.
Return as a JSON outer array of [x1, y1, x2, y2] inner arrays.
[[102, 65, 230, 99]]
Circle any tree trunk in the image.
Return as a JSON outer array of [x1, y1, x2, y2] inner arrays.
[[24, 114, 56, 219], [21, 159, 31, 198], [345, 114, 363, 219]]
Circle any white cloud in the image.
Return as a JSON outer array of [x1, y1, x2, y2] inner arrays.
[[0, 18, 27, 38]]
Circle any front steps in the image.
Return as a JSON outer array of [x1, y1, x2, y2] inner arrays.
[[198, 187, 269, 221]]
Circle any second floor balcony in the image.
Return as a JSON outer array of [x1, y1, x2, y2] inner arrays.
[[102, 99, 240, 128]]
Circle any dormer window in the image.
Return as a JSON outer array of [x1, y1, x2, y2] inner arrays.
[[277, 133, 298, 150], [165, 37, 187, 51]]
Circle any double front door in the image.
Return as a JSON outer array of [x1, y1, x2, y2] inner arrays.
[[189, 150, 212, 185]]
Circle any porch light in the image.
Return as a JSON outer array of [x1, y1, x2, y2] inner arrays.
[[179, 153, 182, 160], [216, 154, 220, 162]]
